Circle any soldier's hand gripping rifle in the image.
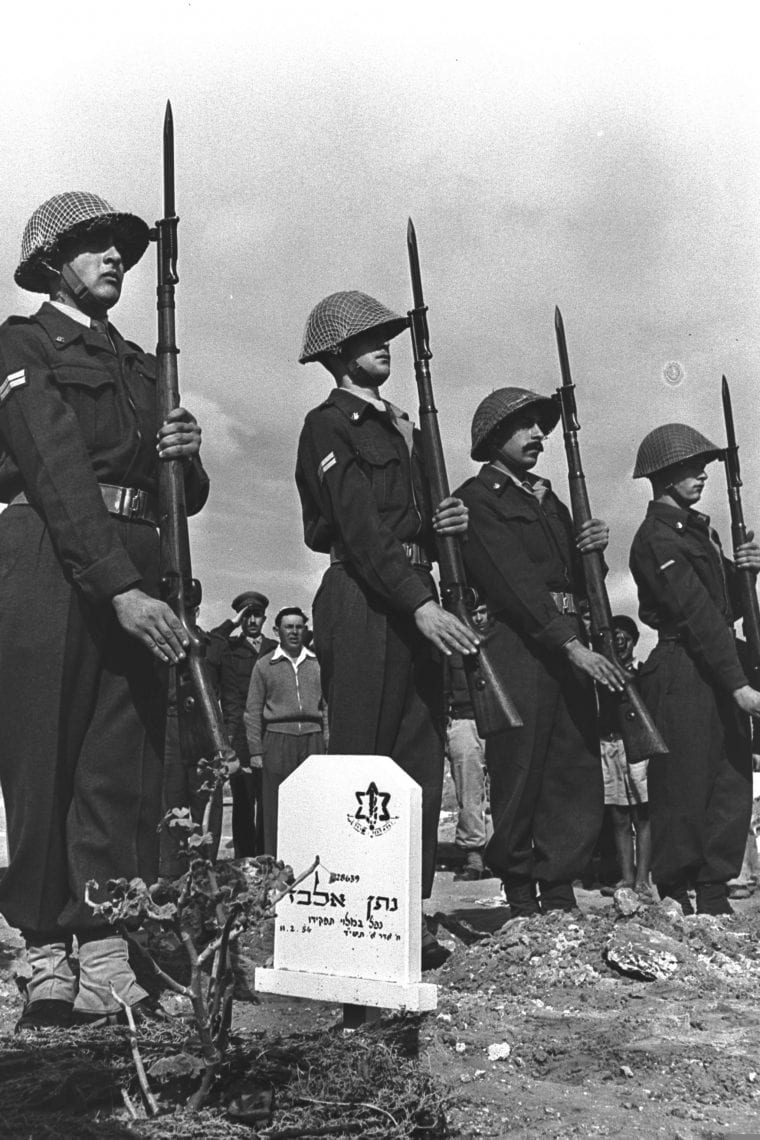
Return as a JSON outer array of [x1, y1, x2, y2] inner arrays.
[[154, 102, 238, 834], [406, 219, 523, 734], [722, 375, 760, 687], [553, 307, 668, 762]]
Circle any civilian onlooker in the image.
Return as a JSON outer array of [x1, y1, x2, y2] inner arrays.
[[599, 615, 652, 899], [208, 592, 277, 856], [445, 603, 492, 880], [244, 608, 327, 855]]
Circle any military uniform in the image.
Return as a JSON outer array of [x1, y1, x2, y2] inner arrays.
[[630, 500, 752, 889], [455, 461, 602, 894], [0, 299, 208, 937], [296, 386, 444, 895], [207, 618, 277, 855]]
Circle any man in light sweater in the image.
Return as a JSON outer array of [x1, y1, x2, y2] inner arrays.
[[244, 607, 327, 855]]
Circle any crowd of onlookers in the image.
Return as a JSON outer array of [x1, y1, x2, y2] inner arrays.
[[160, 592, 327, 870]]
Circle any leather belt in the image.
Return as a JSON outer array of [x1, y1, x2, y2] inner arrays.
[[550, 591, 578, 615], [330, 541, 432, 571], [11, 483, 159, 527]]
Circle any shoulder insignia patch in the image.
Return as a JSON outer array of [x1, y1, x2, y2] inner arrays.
[[0, 369, 27, 404], [318, 451, 337, 482]]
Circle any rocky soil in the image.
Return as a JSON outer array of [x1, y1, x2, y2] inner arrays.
[[2, 788, 760, 1137]]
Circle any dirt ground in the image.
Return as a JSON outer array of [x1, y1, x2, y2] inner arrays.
[[2, 787, 760, 1138]]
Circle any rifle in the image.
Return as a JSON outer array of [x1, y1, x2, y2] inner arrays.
[[722, 375, 760, 686], [406, 219, 523, 734], [154, 102, 238, 838], [553, 306, 668, 762]]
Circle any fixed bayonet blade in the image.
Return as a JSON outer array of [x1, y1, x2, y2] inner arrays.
[[163, 100, 175, 219], [554, 305, 579, 432], [554, 306, 573, 389], [407, 218, 425, 310], [722, 374, 741, 483]]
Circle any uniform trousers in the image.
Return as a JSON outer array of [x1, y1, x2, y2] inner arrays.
[[638, 640, 751, 885], [484, 621, 602, 884], [313, 564, 444, 898], [229, 731, 264, 858], [262, 728, 326, 857], [0, 506, 165, 936]]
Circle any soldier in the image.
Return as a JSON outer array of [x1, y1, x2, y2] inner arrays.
[[295, 291, 480, 969], [0, 192, 208, 1028], [207, 591, 277, 856], [454, 388, 625, 917], [630, 424, 760, 915]]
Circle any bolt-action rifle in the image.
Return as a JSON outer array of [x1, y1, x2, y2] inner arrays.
[[553, 307, 668, 762], [721, 375, 760, 687], [154, 102, 238, 832], [406, 219, 523, 734]]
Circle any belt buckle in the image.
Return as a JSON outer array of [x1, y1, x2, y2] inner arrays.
[[120, 487, 143, 519]]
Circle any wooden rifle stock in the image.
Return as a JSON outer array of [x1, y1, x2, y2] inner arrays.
[[154, 103, 238, 838], [554, 307, 668, 762], [722, 376, 760, 687], [406, 219, 522, 734]]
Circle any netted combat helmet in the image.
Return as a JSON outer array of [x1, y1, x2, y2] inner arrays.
[[633, 423, 723, 479], [15, 191, 151, 293], [299, 291, 408, 364], [470, 387, 560, 461]]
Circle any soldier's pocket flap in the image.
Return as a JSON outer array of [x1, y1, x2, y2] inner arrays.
[[355, 441, 400, 467], [132, 357, 157, 383], [496, 500, 540, 523], [52, 365, 116, 391]]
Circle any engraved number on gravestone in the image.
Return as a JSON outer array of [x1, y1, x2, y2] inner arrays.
[[349, 781, 398, 836]]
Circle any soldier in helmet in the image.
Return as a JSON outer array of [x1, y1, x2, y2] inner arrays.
[[0, 192, 209, 1028], [630, 423, 760, 915], [296, 291, 480, 969], [453, 388, 626, 918]]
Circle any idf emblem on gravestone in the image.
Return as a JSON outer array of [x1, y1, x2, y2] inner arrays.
[[349, 781, 398, 837], [255, 755, 437, 1012]]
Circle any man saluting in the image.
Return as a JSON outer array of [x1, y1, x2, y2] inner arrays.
[[0, 193, 208, 1028], [296, 291, 479, 969]]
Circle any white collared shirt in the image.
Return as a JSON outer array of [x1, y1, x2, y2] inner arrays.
[[270, 644, 316, 671], [49, 300, 99, 329], [492, 460, 552, 504]]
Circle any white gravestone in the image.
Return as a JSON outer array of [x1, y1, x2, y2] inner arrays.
[[255, 754, 437, 1011]]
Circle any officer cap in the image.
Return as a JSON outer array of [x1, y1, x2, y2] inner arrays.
[[612, 614, 640, 645], [15, 191, 151, 294], [299, 291, 408, 364], [232, 591, 269, 614], [470, 387, 560, 461], [632, 424, 723, 479]]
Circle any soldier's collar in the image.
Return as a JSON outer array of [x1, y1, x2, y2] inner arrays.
[[33, 301, 127, 354], [326, 386, 410, 424], [477, 462, 550, 498], [646, 500, 710, 531]]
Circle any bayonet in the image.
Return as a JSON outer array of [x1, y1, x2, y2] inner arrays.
[[554, 307, 668, 761], [406, 219, 523, 733]]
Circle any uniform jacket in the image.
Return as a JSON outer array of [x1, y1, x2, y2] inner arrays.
[[629, 500, 747, 693], [244, 648, 326, 756], [455, 464, 585, 651], [296, 387, 435, 615], [207, 623, 278, 740], [0, 302, 209, 603]]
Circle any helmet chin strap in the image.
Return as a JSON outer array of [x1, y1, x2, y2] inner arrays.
[[60, 263, 93, 306]]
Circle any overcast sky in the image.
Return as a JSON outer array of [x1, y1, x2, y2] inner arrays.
[[1, 1, 759, 653]]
